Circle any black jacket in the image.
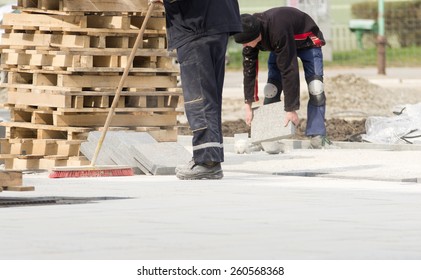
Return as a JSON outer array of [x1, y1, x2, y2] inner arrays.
[[164, 0, 242, 50], [243, 7, 325, 111]]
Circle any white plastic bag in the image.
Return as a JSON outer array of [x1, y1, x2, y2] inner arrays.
[[362, 102, 421, 144]]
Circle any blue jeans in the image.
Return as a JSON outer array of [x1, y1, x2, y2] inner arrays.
[[266, 48, 326, 136], [176, 33, 228, 164]]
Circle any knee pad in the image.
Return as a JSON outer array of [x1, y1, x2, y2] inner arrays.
[[264, 79, 281, 99], [263, 83, 278, 98], [308, 76, 326, 106]]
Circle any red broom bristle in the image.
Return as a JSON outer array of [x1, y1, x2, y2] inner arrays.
[[49, 168, 134, 178]]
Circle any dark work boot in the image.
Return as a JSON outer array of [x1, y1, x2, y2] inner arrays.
[[176, 161, 223, 180]]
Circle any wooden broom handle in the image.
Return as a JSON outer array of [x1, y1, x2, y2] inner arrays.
[[90, 3, 158, 166]]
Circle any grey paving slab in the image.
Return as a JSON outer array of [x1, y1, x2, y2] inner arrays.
[[80, 131, 158, 174], [251, 102, 295, 144], [131, 142, 192, 175]]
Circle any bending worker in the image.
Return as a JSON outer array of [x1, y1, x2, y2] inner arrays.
[[234, 6, 333, 149]]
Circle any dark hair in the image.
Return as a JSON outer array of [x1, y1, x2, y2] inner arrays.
[[233, 14, 261, 44]]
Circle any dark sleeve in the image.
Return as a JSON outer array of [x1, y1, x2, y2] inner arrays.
[[242, 46, 259, 103], [274, 41, 300, 112]]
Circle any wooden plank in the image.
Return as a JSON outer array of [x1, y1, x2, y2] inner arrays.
[[4, 158, 40, 170], [8, 91, 71, 108], [39, 156, 90, 170], [2, 186, 35, 192], [4, 87, 182, 97], [6, 83, 82, 93], [9, 138, 34, 155], [2, 13, 87, 29], [1, 121, 91, 133], [57, 74, 177, 88], [55, 107, 181, 113], [48, 48, 173, 57], [62, 0, 150, 12], [1, 139, 81, 157], [87, 15, 130, 29], [62, 27, 165, 36], [3, 156, 89, 171], [0, 33, 90, 48], [7, 72, 178, 88], [64, 67, 178, 73], [0, 138, 11, 154], [53, 113, 177, 127], [0, 170, 23, 187]]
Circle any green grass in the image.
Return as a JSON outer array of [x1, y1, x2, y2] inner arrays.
[[227, 46, 421, 70], [328, 46, 421, 67]]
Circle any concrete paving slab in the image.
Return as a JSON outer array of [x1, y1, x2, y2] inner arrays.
[[131, 142, 192, 175], [251, 102, 295, 144], [80, 131, 158, 174]]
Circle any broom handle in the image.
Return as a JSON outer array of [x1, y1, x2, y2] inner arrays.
[[90, 3, 157, 167]]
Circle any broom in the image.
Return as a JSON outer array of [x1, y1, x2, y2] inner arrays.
[[49, 2, 161, 178]]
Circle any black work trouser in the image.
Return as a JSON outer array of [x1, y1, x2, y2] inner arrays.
[[176, 33, 229, 164]]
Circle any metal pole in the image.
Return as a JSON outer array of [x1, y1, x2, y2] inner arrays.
[[377, 0, 386, 75]]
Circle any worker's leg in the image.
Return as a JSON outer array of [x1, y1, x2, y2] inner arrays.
[[264, 52, 283, 105], [298, 47, 326, 136], [176, 33, 228, 165]]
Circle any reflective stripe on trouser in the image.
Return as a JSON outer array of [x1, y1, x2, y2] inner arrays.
[[176, 33, 228, 164], [267, 47, 326, 136]]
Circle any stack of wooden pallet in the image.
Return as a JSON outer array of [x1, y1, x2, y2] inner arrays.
[[0, 0, 181, 171]]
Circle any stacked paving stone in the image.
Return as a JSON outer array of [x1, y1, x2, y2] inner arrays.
[[0, 0, 181, 171]]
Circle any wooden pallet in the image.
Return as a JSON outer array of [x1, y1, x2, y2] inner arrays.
[[17, 0, 160, 13], [0, 138, 83, 156], [5, 90, 181, 110], [2, 13, 166, 31], [1, 50, 173, 70], [0, 170, 34, 192], [1, 121, 91, 140], [1, 155, 89, 171], [0, 1, 180, 171], [7, 71, 177, 89]]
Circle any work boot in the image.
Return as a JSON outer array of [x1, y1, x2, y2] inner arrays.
[[309, 135, 339, 149], [175, 158, 195, 173], [176, 162, 223, 180]]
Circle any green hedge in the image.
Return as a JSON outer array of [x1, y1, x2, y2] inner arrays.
[[351, 0, 421, 47]]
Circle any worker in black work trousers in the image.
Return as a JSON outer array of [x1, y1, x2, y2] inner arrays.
[[156, 0, 242, 179]]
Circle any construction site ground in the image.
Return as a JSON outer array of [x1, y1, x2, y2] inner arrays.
[[1, 68, 421, 265]]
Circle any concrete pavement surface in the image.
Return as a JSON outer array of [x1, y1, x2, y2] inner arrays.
[[1, 67, 421, 261], [1, 137, 421, 260]]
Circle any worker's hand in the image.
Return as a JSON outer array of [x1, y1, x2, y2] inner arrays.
[[284, 111, 299, 127], [148, 0, 163, 5], [244, 102, 253, 126]]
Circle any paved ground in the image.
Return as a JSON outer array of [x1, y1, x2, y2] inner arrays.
[[1, 67, 421, 262], [1, 138, 421, 260]]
